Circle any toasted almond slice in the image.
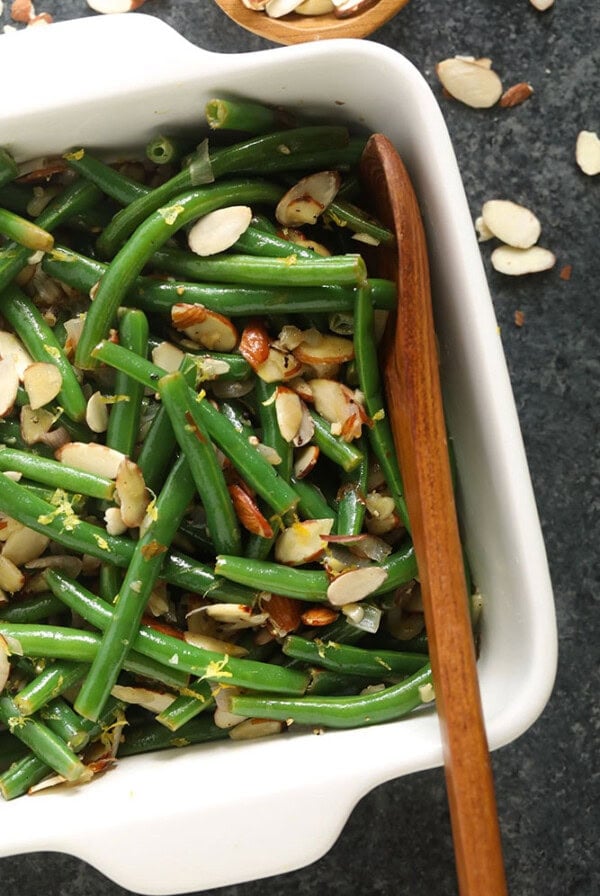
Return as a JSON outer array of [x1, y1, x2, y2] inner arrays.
[[256, 346, 303, 383], [0, 516, 22, 542], [294, 332, 354, 365], [529, 0, 554, 9], [575, 130, 600, 176], [0, 358, 19, 418], [309, 378, 363, 440], [2, 527, 49, 565], [475, 215, 495, 242], [115, 458, 149, 528], [19, 405, 55, 445], [0, 635, 10, 692], [265, 0, 304, 17], [293, 444, 320, 479], [275, 518, 334, 567], [228, 483, 274, 538], [436, 57, 503, 108], [327, 565, 388, 606], [491, 244, 556, 275], [365, 492, 396, 520], [104, 506, 128, 536], [275, 386, 304, 443], [214, 707, 248, 729], [86, 391, 109, 434], [275, 324, 306, 352], [151, 340, 185, 373], [365, 511, 400, 536], [188, 206, 252, 257], [287, 376, 313, 402], [184, 631, 248, 658], [63, 316, 85, 357], [55, 442, 126, 479], [276, 171, 341, 226], [499, 82, 534, 108], [0, 554, 25, 593], [111, 685, 175, 714], [481, 199, 541, 249], [261, 592, 304, 637], [203, 603, 269, 629], [228, 718, 284, 740], [301, 606, 339, 627], [293, 403, 315, 448], [22, 362, 62, 410], [238, 320, 271, 370], [173, 305, 238, 352], [0, 331, 34, 379], [278, 227, 331, 256]]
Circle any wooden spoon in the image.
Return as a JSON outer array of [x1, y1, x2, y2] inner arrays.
[[360, 134, 509, 896], [213, 0, 410, 44]]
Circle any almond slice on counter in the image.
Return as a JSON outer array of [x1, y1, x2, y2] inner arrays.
[[0, 358, 19, 418], [436, 57, 503, 108], [491, 244, 556, 275], [86, 0, 146, 12], [499, 82, 534, 108], [55, 442, 126, 479], [575, 130, 600, 176], [475, 216, 495, 242], [327, 565, 388, 606], [529, 0, 554, 9], [481, 200, 541, 249], [22, 362, 62, 410], [275, 518, 334, 566], [188, 206, 252, 257], [276, 171, 341, 226], [334, 0, 378, 16]]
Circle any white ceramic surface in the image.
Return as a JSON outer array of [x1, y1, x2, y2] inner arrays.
[[0, 14, 557, 895]]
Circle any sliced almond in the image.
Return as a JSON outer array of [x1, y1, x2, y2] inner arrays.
[[334, 0, 379, 16], [255, 346, 303, 383], [261, 592, 304, 637], [575, 130, 600, 176], [115, 458, 149, 528], [294, 332, 354, 365], [327, 565, 388, 606], [293, 403, 316, 449], [0, 331, 34, 379], [475, 215, 495, 242], [0, 358, 19, 418], [228, 718, 284, 740], [274, 387, 304, 443], [293, 444, 320, 479], [0, 635, 10, 692], [0, 554, 25, 593], [228, 483, 274, 538], [110, 685, 175, 715], [499, 82, 534, 108], [22, 362, 62, 410], [86, 391, 109, 434], [25, 554, 83, 578], [2, 527, 49, 565], [436, 57, 503, 108], [529, 0, 554, 9], [275, 325, 305, 352], [187, 206, 252, 257], [183, 631, 248, 658], [151, 340, 185, 373], [301, 606, 339, 627], [265, 0, 304, 18], [172, 304, 238, 352], [86, 0, 146, 12], [55, 442, 126, 479], [104, 506, 128, 536], [275, 171, 341, 226], [491, 245, 556, 275], [241, 0, 269, 8], [295, 0, 334, 11], [275, 518, 334, 566], [365, 492, 396, 520], [203, 603, 269, 629], [481, 199, 541, 249], [238, 320, 271, 370], [309, 378, 364, 441]]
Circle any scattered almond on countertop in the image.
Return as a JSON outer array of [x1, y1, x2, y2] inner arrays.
[[491, 245, 556, 276], [499, 82, 534, 108], [529, 0, 555, 10], [575, 130, 600, 176], [435, 56, 503, 109], [481, 200, 541, 249], [86, 0, 146, 12]]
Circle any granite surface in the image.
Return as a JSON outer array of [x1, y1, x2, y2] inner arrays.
[[0, 0, 598, 894]]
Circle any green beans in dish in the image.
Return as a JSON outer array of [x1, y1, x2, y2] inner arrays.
[[0, 103, 477, 799]]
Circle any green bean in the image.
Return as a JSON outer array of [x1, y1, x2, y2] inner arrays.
[[354, 285, 410, 528], [146, 134, 196, 166], [206, 98, 292, 133], [155, 679, 214, 732], [117, 714, 227, 756], [105, 308, 149, 456], [1, 284, 87, 422], [0, 148, 18, 189], [76, 179, 284, 368], [96, 127, 349, 256], [64, 149, 147, 205], [42, 570, 310, 696], [0, 623, 189, 690], [335, 439, 368, 535], [308, 409, 365, 472], [289, 476, 338, 524], [98, 563, 122, 603], [0, 182, 33, 216], [0, 447, 115, 500], [0, 179, 101, 293], [13, 660, 88, 716], [0, 593, 65, 624], [135, 400, 177, 494], [74, 453, 196, 720], [158, 372, 241, 555], [305, 668, 374, 697], [324, 198, 395, 246], [0, 695, 90, 783], [230, 662, 432, 729], [0, 207, 54, 252], [215, 554, 328, 601], [0, 463, 257, 604], [232, 225, 318, 259], [283, 635, 429, 678], [40, 698, 89, 751], [0, 731, 28, 772]]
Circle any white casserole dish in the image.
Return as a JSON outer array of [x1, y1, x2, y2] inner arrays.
[[0, 13, 557, 894]]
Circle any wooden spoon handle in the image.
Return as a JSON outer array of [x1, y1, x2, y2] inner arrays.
[[361, 134, 508, 896]]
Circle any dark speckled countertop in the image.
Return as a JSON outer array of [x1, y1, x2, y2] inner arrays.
[[0, 1, 598, 893]]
